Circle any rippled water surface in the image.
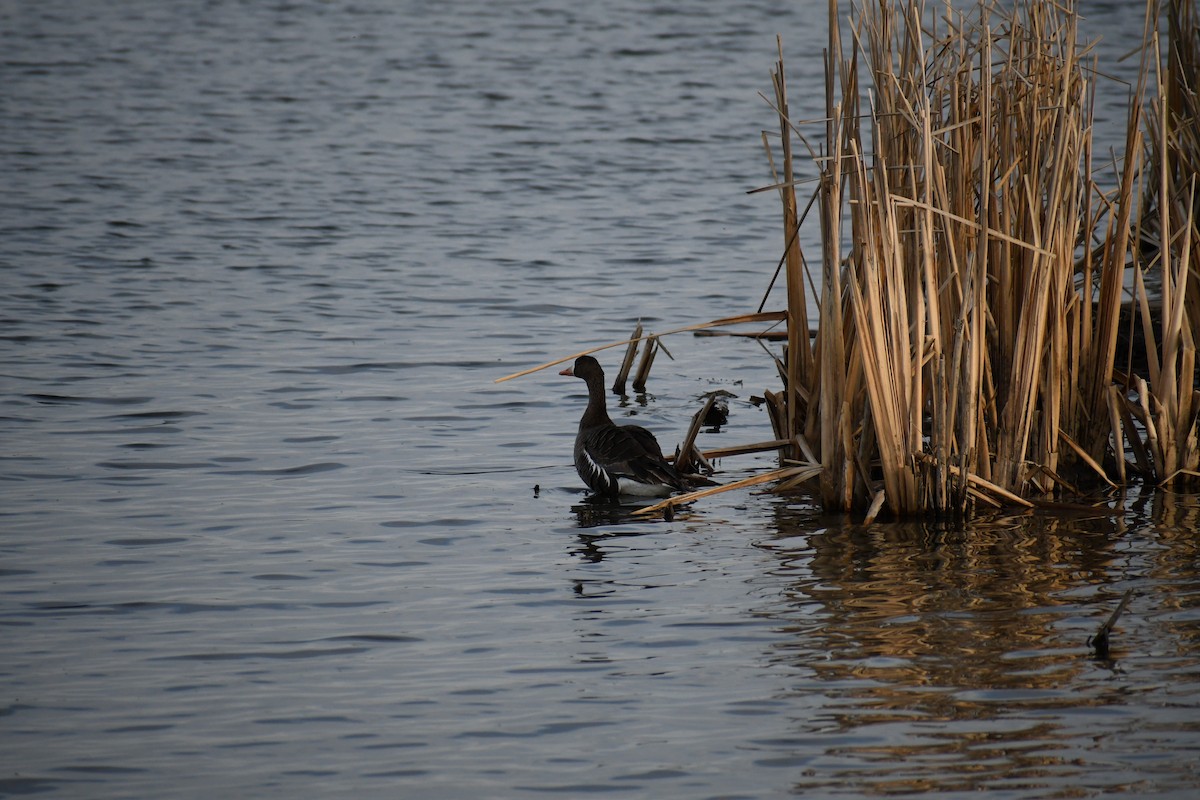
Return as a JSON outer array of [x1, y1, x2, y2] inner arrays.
[[3, 1, 1198, 798]]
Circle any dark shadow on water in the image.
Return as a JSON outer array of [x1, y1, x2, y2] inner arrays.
[[569, 493, 672, 530]]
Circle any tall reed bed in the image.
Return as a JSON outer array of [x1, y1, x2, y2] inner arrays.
[[762, 0, 1200, 516]]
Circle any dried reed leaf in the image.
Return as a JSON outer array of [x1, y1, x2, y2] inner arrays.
[[772, 464, 824, 492], [889, 195, 1056, 256]]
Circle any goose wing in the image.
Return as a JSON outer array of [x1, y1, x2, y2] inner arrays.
[[578, 423, 686, 492]]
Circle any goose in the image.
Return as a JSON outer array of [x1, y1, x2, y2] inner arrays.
[[559, 355, 690, 498]]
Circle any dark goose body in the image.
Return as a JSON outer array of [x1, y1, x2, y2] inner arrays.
[[559, 355, 688, 498]]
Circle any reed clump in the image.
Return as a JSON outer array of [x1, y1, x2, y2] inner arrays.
[[757, 0, 1200, 516]]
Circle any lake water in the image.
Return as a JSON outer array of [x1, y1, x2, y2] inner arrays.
[[3, 0, 1198, 797]]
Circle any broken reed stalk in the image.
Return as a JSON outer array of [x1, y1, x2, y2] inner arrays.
[[676, 393, 720, 474], [611, 322, 642, 394], [756, 0, 1200, 517], [769, 35, 814, 451], [631, 335, 659, 393]]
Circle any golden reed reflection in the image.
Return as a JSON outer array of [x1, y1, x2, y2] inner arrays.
[[756, 489, 1200, 795], [1142, 489, 1200, 656]]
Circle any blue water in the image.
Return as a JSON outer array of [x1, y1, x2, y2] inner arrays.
[[2, 0, 1198, 797]]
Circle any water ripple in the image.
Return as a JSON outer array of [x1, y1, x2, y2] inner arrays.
[[0, 1, 1190, 799]]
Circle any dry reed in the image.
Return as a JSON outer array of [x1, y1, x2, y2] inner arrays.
[[755, 0, 1200, 516]]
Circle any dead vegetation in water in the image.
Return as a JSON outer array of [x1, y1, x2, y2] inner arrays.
[[744, 0, 1200, 517], [499, 0, 1200, 520]]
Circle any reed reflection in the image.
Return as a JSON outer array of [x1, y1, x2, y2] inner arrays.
[[759, 501, 1136, 792], [1144, 489, 1200, 657]]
